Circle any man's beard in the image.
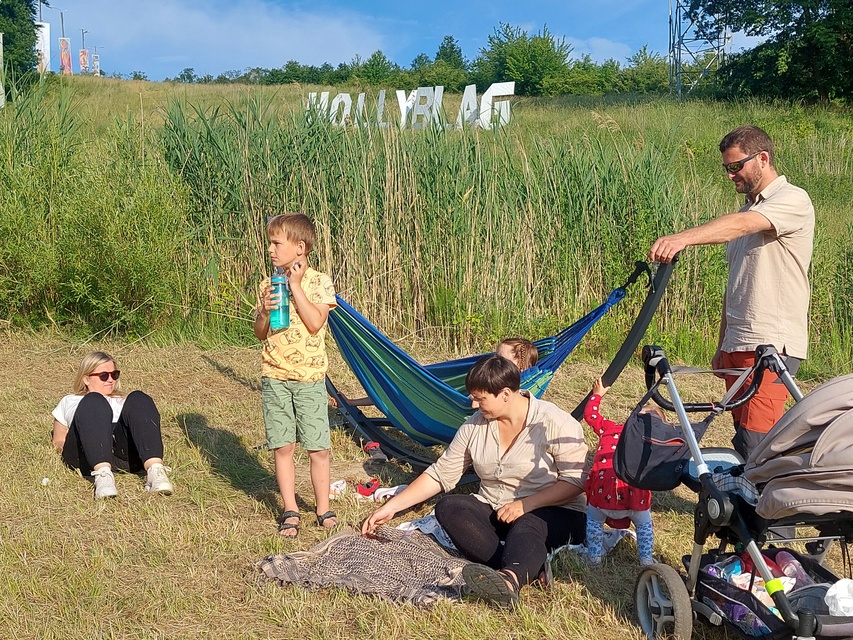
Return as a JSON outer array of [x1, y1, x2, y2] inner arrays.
[[735, 166, 763, 197]]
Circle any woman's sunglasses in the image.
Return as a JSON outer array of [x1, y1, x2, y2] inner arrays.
[[722, 151, 762, 173], [88, 370, 121, 381]]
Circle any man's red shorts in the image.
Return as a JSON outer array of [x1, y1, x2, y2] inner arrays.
[[720, 350, 789, 434]]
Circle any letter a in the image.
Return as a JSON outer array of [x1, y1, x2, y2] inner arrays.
[[455, 84, 479, 129]]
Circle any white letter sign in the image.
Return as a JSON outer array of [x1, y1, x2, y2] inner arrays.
[[305, 82, 514, 130], [476, 82, 515, 129]]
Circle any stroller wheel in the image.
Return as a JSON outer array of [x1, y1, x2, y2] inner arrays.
[[634, 563, 692, 639]]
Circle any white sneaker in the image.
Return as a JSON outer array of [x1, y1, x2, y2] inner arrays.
[[145, 463, 173, 495], [91, 467, 118, 500]]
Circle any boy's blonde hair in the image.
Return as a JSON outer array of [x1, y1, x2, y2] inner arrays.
[[72, 351, 122, 396], [267, 212, 316, 255], [497, 337, 539, 370]]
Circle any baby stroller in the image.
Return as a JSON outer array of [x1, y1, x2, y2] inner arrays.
[[619, 344, 853, 639]]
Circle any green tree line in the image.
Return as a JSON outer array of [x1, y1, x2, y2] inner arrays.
[[691, 0, 852, 102], [3, 1, 853, 101], [0, 0, 38, 86], [163, 30, 672, 98]]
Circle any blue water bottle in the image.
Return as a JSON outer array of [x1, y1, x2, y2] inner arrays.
[[269, 269, 290, 330]]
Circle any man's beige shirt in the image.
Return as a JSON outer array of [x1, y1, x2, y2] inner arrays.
[[724, 175, 814, 359], [424, 392, 588, 513]]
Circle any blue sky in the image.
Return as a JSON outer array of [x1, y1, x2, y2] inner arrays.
[[36, 0, 736, 81]]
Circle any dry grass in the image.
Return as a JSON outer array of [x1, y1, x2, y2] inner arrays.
[[0, 332, 837, 639]]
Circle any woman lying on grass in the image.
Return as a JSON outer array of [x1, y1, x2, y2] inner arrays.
[[362, 354, 587, 607], [51, 351, 173, 500]]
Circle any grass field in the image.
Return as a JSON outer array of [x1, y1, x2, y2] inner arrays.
[[1, 77, 851, 638], [1, 332, 841, 640]]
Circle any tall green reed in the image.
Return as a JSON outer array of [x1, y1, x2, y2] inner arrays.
[[158, 98, 731, 356], [157, 95, 852, 373], [0, 81, 188, 335], [0, 80, 80, 325], [2, 80, 850, 376]]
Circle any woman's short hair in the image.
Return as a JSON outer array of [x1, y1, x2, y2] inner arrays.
[[73, 351, 121, 395], [466, 354, 521, 395]]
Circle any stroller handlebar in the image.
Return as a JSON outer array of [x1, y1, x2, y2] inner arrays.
[[641, 345, 781, 413]]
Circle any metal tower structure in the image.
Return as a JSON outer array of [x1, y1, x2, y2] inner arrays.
[[669, 0, 729, 97]]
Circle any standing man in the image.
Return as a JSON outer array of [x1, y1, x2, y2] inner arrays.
[[649, 125, 814, 459]]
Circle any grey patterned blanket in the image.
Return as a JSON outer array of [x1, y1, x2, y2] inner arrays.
[[256, 526, 469, 606]]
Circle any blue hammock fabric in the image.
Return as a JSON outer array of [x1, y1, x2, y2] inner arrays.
[[328, 288, 626, 446], [425, 289, 626, 395]]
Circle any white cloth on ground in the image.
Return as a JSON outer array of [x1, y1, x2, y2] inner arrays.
[[397, 511, 457, 551], [550, 527, 635, 562]]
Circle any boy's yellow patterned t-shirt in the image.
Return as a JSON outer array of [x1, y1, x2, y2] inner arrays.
[[260, 267, 337, 383]]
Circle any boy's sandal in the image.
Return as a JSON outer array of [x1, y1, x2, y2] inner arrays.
[[317, 510, 338, 528], [461, 563, 520, 608], [277, 510, 301, 537]]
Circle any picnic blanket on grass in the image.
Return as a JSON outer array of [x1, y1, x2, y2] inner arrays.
[[255, 525, 468, 606]]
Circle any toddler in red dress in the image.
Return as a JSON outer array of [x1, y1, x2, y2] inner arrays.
[[584, 376, 656, 565]]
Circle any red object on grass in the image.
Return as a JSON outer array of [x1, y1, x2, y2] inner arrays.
[[740, 552, 785, 578], [357, 478, 381, 497], [364, 441, 388, 462]]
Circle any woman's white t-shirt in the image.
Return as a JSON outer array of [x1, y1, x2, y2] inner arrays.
[[52, 394, 126, 427]]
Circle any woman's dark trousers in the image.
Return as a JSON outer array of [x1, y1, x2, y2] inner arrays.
[[435, 493, 586, 585], [61, 391, 163, 475]]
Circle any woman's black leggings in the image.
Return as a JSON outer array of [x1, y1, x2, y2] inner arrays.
[[435, 493, 586, 585], [61, 391, 164, 475]]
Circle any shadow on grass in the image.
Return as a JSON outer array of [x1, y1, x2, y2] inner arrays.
[[653, 489, 698, 515], [551, 542, 645, 633], [178, 412, 281, 515], [553, 506, 731, 638], [201, 354, 261, 392]]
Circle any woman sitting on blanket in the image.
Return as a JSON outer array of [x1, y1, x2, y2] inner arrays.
[[362, 354, 587, 607]]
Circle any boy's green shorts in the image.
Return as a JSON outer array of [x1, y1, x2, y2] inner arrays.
[[262, 378, 330, 451]]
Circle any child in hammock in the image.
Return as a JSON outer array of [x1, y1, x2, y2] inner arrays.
[[341, 337, 540, 410], [496, 337, 538, 372], [584, 375, 656, 566]]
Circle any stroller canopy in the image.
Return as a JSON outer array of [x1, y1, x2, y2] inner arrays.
[[743, 373, 853, 520]]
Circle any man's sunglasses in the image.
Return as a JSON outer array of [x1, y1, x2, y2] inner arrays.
[[88, 370, 121, 381], [723, 151, 762, 173]]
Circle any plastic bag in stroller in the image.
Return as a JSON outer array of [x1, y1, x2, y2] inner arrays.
[[624, 345, 853, 640]]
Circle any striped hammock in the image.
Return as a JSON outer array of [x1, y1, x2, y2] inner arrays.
[[327, 288, 626, 446]]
